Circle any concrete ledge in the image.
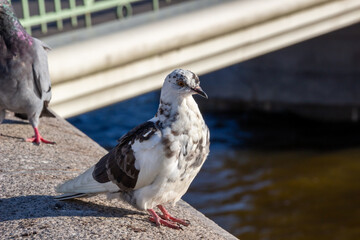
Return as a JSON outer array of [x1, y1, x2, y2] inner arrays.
[[0, 113, 237, 239]]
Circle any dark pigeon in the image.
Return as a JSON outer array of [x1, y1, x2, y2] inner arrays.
[[0, 0, 54, 145]]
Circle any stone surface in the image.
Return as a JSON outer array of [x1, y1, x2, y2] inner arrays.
[[0, 112, 236, 240]]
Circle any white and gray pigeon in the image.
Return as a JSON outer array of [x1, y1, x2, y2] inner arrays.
[[0, 0, 54, 145], [55, 69, 210, 229]]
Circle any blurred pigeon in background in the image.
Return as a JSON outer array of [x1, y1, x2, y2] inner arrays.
[[0, 0, 54, 145], [55, 69, 210, 229]]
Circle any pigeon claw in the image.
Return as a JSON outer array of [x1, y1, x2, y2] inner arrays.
[[26, 136, 55, 145], [157, 205, 190, 226], [149, 216, 182, 230], [159, 214, 190, 226], [148, 209, 183, 230], [26, 127, 56, 145]]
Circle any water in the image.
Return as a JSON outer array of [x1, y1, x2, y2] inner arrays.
[[68, 91, 360, 240]]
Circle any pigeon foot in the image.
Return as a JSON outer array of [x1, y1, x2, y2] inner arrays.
[[26, 127, 55, 145], [158, 205, 190, 226], [148, 209, 182, 230]]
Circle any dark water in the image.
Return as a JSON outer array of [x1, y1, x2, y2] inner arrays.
[[68, 91, 360, 240]]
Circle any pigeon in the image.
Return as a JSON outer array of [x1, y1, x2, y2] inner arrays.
[[55, 69, 210, 229], [0, 0, 54, 145]]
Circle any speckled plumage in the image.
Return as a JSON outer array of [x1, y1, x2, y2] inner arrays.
[[55, 69, 210, 229], [0, 1, 53, 144]]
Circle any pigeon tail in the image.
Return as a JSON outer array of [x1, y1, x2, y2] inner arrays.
[[56, 166, 118, 195], [40, 104, 56, 118]]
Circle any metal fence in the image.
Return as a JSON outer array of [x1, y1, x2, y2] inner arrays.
[[10, 0, 171, 35]]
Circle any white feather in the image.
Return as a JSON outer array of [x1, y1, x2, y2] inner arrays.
[[56, 166, 119, 194], [132, 130, 164, 190]]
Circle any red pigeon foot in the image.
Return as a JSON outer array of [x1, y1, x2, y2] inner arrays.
[[148, 209, 182, 230], [26, 127, 55, 145], [157, 205, 190, 226]]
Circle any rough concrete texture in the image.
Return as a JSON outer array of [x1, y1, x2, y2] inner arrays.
[[0, 112, 237, 240]]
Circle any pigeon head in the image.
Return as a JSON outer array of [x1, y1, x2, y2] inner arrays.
[[0, 0, 33, 54], [163, 69, 208, 99]]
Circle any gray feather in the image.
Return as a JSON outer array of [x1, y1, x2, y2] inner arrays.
[[0, 3, 52, 129]]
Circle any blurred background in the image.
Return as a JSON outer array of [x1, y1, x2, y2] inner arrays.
[[11, 0, 360, 239]]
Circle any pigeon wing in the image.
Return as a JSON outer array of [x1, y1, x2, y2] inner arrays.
[[93, 121, 161, 191], [31, 38, 51, 100]]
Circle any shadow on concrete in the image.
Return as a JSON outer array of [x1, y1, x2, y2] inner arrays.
[[0, 133, 25, 141], [2, 119, 28, 125], [0, 195, 144, 222]]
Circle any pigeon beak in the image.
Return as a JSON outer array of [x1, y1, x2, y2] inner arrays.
[[191, 86, 208, 99]]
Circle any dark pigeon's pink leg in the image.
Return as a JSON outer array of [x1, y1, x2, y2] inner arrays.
[[26, 127, 55, 145], [148, 209, 182, 229], [157, 205, 190, 226]]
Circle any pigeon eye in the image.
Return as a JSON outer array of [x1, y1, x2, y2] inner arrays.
[[177, 81, 185, 87]]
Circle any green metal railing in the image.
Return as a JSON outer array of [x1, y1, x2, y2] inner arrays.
[[10, 0, 171, 34]]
